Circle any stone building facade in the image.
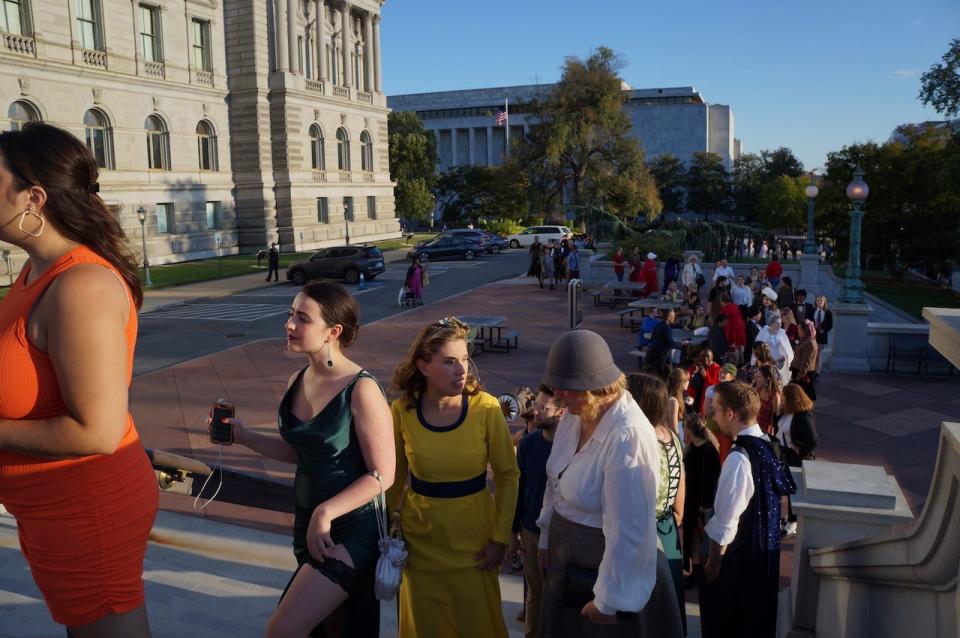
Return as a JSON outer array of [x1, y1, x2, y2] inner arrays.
[[0, 0, 398, 276], [389, 84, 741, 172]]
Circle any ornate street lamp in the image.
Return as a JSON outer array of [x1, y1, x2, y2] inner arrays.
[[803, 173, 819, 255], [137, 206, 153, 287], [839, 166, 869, 303]]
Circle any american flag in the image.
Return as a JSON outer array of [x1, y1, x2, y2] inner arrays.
[[495, 109, 508, 126]]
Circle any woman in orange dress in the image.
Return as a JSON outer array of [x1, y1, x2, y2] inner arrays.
[[0, 124, 158, 637]]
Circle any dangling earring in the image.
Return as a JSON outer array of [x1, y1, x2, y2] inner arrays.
[[17, 209, 45, 238], [326, 342, 334, 368]]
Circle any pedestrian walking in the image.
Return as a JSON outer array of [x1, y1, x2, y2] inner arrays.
[[541, 244, 557, 289], [612, 246, 626, 282], [266, 242, 280, 281], [0, 123, 158, 637], [566, 244, 581, 280]]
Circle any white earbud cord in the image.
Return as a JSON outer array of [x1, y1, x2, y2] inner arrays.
[[193, 444, 224, 511]]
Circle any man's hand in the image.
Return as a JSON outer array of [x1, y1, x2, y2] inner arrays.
[[474, 540, 507, 571], [581, 600, 617, 625]]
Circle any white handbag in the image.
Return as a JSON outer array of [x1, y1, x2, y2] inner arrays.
[[372, 471, 407, 601]]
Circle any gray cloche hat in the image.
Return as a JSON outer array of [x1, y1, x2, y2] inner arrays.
[[543, 330, 623, 391]]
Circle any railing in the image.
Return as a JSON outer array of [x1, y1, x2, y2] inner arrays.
[[357, 91, 373, 104], [312, 170, 327, 183], [144, 60, 165, 78], [2, 32, 35, 56], [363, 171, 374, 182], [339, 170, 352, 182], [80, 48, 107, 68], [305, 79, 324, 94], [194, 70, 213, 87], [332, 85, 350, 99]]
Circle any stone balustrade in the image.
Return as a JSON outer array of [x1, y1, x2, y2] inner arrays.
[[144, 61, 165, 79], [2, 32, 35, 56], [305, 79, 324, 94], [363, 171, 374, 182], [194, 70, 214, 87], [80, 48, 107, 68], [357, 91, 373, 104], [332, 85, 350, 99], [312, 170, 327, 183], [338, 170, 352, 182]]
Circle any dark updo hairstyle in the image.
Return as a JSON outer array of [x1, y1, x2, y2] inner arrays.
[[300, 281, 360, 346], [0, 123, 143, 307]]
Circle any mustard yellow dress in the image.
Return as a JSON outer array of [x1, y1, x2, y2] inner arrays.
[[387, 391, 520, 638]]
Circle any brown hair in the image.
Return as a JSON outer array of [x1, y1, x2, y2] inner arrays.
[[782, 383, 814, 414], [754, 363, 782, 396], [712, 380, 761, 423], [667, 367, 689, 420], [752, 341, 773, 365], [626, 373, 668, 427], [537, 383, 565, 408], [300, 281, 360, 346], [685, 412, 718, 448], [0, 123, 143, 307], [391, 317, 482, 409]]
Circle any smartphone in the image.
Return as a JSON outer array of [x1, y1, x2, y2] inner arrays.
[[209, 401, 235, 445]]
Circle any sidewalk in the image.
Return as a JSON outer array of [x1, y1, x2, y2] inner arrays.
[[138, 248, 411, 314]]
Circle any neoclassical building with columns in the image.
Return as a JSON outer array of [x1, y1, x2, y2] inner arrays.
[[0, 0, 398, 276]]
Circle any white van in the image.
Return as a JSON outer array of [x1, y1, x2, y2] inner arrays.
[[507, 225, 572, 249]]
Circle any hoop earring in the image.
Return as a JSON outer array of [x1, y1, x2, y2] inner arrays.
[[326, 342, 334, 368], [17, 209, 44, 238]]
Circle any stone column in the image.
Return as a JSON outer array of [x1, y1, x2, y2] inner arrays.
[[372, 15, 382, 92], [287, 0, 298, 74], [450, 129, 458, 168], [362, 12, 374, 92], [827, 303, 875, 372], [341, 2, 351, 87], [485, 127, 493, 166], [468, 128, 477, 165], [275, 0, 288, 70], [316, 0, 326, 81]]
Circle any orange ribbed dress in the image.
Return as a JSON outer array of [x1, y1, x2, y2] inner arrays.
[[0, 246, 158, 627]]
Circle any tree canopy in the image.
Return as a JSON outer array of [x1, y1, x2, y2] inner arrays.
[[508, 46, 661, 220], [685, 152, 731, 220], [647, 154, 686, 215], [388, 111, 438, 222], [919, 38, 960, 117], [756, 174, 807, 232], [434, 165, 528, 223]]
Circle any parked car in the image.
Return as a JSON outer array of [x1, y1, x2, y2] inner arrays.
[[484, 233, 509, 253], [444, 228, 511, 254], [443, 229, 487, 251], [408, 236, 483, 262], [507, 225, 572, 249], [286, 245, 385, 285]]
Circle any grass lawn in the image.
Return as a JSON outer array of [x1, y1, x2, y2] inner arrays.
[[144, 251, 320, 289], [369, 232, 436, 252], [833, 264, 960, 319]]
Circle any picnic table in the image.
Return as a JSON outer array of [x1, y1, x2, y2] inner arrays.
[[455, 315, 519, 354], [628, 298, 682, 311], [594, 280, 646, 308]]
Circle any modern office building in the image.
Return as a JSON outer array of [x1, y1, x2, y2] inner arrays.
[[389, 83, 740, 172], [0, 0, 398, 276]]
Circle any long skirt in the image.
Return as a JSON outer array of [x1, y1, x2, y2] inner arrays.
[[540, 513, 684, 638], [656, 515, 686, 636], [398, 565, 508, 638]]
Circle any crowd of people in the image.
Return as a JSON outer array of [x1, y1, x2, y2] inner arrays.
[[0, 123, 824, 638]]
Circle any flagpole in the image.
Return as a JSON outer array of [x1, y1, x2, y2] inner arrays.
[[504, 97, 510, 157]]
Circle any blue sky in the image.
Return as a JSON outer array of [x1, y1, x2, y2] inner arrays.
[[380, 0, 959, 172]]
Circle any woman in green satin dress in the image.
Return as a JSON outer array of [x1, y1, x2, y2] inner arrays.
[[217, 282, 395, 637]]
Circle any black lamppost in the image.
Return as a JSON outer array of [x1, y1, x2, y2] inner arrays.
[[839, 166, 869, 303], [137, 206, 153, 287], [803, 173, 819, 255]]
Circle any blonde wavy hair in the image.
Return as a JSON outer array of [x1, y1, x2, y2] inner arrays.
[[577, 374, 627, 425], [391, 317, 482, 410]]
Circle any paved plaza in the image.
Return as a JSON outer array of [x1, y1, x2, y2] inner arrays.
[[1, 273, 957, 636]]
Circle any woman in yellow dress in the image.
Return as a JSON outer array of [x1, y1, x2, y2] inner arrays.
[[387, 317, 520, 637]]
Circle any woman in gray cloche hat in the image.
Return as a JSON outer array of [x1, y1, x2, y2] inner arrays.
[[536, 330, 683, 636]]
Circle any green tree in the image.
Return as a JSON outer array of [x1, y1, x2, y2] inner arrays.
[[509, 47, 660, 219], [756, 174, 807, 232], [433, 165, 528, 223], [388, 111, 438, 223], [919, 38, 960, 117], [761, 146, 805, 179], [731, 152, 764, 221], [647, 154, 687, 215], [685, 152, 731, 221]]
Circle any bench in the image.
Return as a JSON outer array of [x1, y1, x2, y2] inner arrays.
[[485, 329, 521, 353], [617, 307, 639, 328], [886, 334, 928, 374]]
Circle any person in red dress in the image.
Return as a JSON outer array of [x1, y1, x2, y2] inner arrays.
[[640, 252, 659, 297], [718, 293, 747, 363]]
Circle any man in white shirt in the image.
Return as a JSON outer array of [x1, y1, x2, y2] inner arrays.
[[712, 258, 736, 283], [699, 381, 796, 638], [731, 275, 753, 309]]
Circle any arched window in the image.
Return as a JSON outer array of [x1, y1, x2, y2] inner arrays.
[[8, 100, 39, 131], [196, 120, 217, 171], [145, 114, 169, 170], [360, 130, 373, 172], [83, 109, 113, 169], [309, 124, 325, 170], [336, 127, 350, 171]]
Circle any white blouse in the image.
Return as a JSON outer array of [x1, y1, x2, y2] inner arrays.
[[536, 391, 660, 615]]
